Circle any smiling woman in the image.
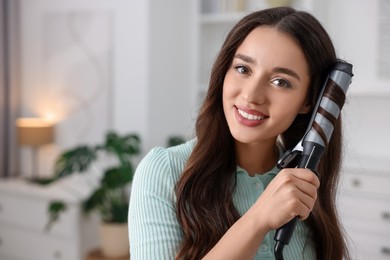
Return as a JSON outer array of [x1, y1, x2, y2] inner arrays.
[[223, 26, 311, 149], [129, 7, 350, 260]]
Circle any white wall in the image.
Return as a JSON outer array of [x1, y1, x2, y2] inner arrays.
[[147, 0, 196, 151], [14, 0, 390, 177], [17, 0, 141, 177], [323, 0, 390, 161], [343, 95, 390, 160], [112, 0, 150, 141], [16, 0, 196, 177], [112, 0, 196, 152]]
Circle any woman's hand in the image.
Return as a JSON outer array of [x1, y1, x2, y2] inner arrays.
[[252, 168, 320, 231], [202, 169, 319, 260]]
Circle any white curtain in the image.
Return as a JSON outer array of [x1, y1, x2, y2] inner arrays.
[[0, 0, 7, 176]]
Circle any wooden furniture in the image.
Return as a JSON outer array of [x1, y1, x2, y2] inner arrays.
[[86, 248, 129, 260], [338, 157, 390, 259], [0, 178, 100, 260]]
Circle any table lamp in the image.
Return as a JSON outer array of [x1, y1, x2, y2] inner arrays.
[[16, 117, 55, 178]]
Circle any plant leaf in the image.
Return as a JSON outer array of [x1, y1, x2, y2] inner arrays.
[[83, 187, 106, 213], [110, 201, 128, 223], [101, 165, 132, 189], [167, 136, 186, 147], [54, 146, 97, 178], [46, 201, 67, 231], [105, 132, 141, 157]]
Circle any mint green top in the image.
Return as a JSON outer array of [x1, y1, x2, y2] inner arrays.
[[128, 139, 316, 259]]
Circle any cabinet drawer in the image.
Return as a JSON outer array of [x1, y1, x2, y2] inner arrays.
[[346, 228, 390, 260], [338, 195, 390, 234], [0, 193, 79, 238], [0, 224, 79, 260], [341, 169, 390, 196]]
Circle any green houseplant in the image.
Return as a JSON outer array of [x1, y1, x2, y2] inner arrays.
[[47, 131, 141, 257]]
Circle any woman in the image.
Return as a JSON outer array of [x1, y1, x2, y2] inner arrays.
[[129, 7, 349, 260]]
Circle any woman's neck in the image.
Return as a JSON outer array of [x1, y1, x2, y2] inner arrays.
[[235, 140, 279, 176]]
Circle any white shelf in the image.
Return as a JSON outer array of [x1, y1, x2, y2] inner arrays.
[[200, 12, 248, 24]]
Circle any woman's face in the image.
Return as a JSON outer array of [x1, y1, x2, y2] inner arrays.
[[223, 26, 311, 146]]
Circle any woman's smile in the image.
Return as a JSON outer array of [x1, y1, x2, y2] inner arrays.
[[235, 106, 268, 127]]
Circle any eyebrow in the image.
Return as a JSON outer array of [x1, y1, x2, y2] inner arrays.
[[273, 67, 301, 81], [234, 53, 257, 65], [234, 53, 301, 81]]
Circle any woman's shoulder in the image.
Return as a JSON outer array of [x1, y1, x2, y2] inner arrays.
[[134, 139, 195, 184]]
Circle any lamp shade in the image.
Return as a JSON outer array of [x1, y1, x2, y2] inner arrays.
[[16, 118, 54, 146]]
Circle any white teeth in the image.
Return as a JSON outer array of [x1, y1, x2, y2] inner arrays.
[[238, 109, 265, 120]]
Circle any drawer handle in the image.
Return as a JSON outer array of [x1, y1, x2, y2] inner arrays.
[[381, 247, 390, 255], [383, 212, 390, 220]]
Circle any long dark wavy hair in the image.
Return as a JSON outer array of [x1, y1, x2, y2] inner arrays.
[[175, 7, 349, 260]]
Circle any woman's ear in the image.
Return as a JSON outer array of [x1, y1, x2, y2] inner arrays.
[[299, 101, 311, 114]]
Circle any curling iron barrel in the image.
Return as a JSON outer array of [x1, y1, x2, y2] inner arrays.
[[274, 61, 353, 260], [299, 61, 353, 169]]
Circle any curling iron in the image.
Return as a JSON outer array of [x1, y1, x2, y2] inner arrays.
[[273, 61, 354, 260]]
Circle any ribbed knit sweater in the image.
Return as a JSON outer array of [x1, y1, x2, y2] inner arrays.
[[128, 139, 315, 259]]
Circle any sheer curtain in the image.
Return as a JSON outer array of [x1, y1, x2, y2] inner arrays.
[[0, 0, 8, 177], [0, 0, 18, 177]]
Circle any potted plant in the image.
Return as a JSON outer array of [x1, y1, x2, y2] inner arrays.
[[46, 131, 141, 258]]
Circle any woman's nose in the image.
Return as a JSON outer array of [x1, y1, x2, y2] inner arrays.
[[241, 80, 266, 105]]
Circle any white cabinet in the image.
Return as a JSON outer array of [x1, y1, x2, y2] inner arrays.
[[0, 179, 99, 260], [338, 157, 390, 260]]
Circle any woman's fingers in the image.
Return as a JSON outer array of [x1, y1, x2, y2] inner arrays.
[[281, 169, 319, 220], [255, 168, 320, 229], [295, 191, 315, 220], [289, 168, 320, 189]]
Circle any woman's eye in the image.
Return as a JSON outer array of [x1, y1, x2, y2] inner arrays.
[[235, 65, 250, 75], [272, 78, 292, 88]]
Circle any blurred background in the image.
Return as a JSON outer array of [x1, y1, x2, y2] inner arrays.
[[0, 0, 389, 259]]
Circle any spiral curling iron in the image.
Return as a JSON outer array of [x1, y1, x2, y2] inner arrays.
[[273, 61, 354, 260]]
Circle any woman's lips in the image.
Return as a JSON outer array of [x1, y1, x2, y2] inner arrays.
[[234, 106, 268, 127]]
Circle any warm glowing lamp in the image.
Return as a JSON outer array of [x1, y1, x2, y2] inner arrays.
[[16, 118, 55, 178]]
